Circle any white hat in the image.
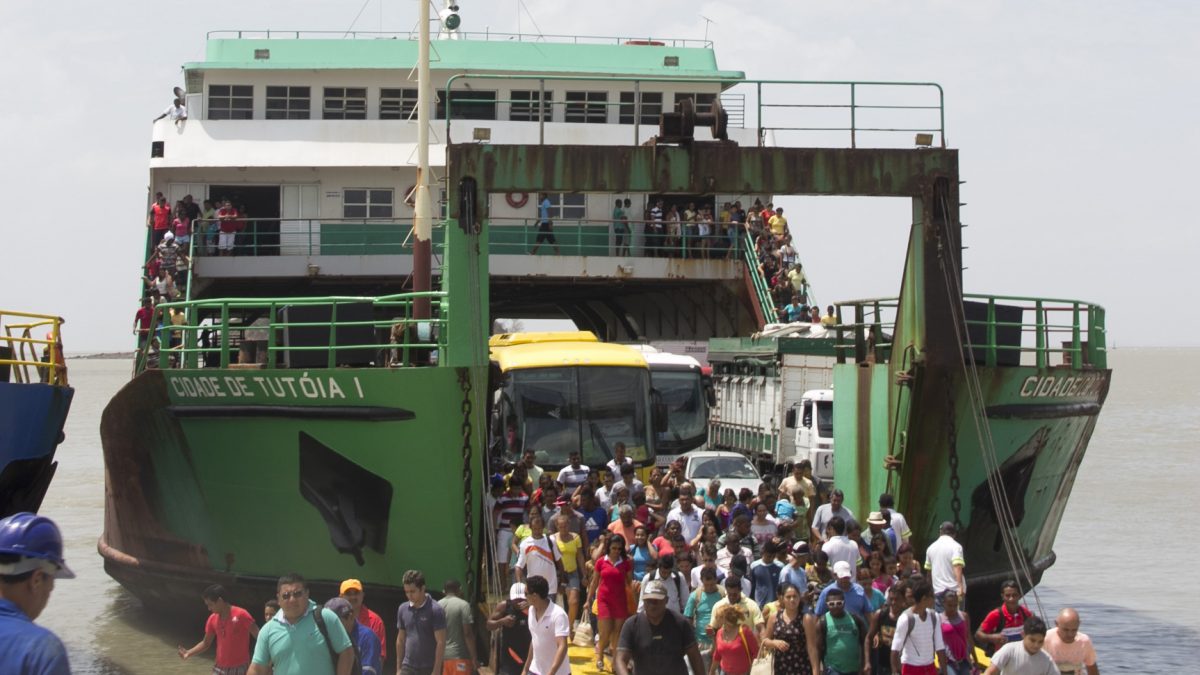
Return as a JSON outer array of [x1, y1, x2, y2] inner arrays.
[[833, 560, 853, 579], [509, 582, 527, 600], [163, 231, 175, 241]]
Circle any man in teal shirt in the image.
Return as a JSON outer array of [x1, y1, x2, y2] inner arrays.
[[249, 573, 354, 675]]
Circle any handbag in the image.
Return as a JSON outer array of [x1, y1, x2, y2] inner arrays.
[[741, 625, 774, 675], [572, 620, 594, 647]]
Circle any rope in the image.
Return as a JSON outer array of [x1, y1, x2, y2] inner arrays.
[[932, 188, 1044, 618]]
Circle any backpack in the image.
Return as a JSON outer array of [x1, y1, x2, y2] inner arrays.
[[313, 608, 362, 675]]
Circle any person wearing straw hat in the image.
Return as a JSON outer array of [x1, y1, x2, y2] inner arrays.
[[0, 512, 75, 675]]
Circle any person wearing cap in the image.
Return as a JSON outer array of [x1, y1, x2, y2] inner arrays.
[[865, 511, 898, 557], [178, 584, 260, 674], [815, 561, 871, 622], [780, 540, 813, 591], [523, 575, 571, 675], [249, 572, 354, 675], [0, 512, 74, 675], [485, 583, 531, 675], [616, 578, 705, 675], [924, 521, 966, 611], [340, 579, 387, 662], [325, 597, 381, 675]]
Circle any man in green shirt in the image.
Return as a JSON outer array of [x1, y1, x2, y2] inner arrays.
[[816, 587, 869, 675], [438, 579, 478, 674], [248, 573, 354, 675]]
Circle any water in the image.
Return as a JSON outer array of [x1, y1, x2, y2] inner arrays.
[[33, 351, 1200, 672]]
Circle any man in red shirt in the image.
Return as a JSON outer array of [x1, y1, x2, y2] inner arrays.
[[974, 580, 1033, 656], [216, 199, 239, 256], [132, 298, 154, 350], [148, 193, 172, 246], [178, 584, 259, 675], [340, 578, 387, 661]]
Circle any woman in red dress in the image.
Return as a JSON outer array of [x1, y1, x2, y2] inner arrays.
[[588, 535, 632, 672]]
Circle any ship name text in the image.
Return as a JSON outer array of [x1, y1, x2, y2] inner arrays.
[[167, 373, 366, 401], [1018, 373, 1104, 399]]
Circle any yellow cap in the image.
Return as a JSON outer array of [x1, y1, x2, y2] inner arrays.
[[339, 579, 363, 594]]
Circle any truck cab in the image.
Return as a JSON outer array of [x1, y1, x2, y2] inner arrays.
[[785, 388, 834, 484]]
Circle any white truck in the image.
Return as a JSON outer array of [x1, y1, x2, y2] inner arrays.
[[706, 325, 837, 483]]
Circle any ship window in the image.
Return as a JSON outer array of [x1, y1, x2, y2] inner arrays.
[[323, 87, 367, 120], [380, 88, 419, 119], [510, 90, 553, 122], [435, 90, 497, 120], [343, 188, 394, 219], [618, 91, 663, 125], [207, 84, 253, 120], [265, 86, 311, 120], [545, 193, 586, 221], [675, 92, 717, 115], [565, 91, 608, 124]]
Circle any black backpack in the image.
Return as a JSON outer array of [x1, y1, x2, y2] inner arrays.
[[314, 608, 363, 675]]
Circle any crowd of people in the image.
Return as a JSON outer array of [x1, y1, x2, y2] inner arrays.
[[475, 451, 1101, 675]]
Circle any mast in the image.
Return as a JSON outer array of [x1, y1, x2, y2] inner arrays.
[[412, 0, 433, 319]]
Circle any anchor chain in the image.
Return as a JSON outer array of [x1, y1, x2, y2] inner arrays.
[[946, 377, 963, 532], [458, 368, 475, 594]]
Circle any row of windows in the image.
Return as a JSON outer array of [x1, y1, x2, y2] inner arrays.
[[207, 85, 716, 123], [337, 189, 586, 220]]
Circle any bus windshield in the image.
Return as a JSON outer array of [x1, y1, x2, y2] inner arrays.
[[652, 369, 707, 453], [501, 366, 652, 469]]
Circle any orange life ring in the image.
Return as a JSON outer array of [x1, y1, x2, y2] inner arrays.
[[505, 192, 529, 208]]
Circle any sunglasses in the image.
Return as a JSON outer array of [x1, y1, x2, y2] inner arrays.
[[826, 600, 845, 608], [280, 590, 307, 600]]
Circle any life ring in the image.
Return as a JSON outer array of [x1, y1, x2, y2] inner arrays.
[[404, 185, 417, 207], [505, 192, 529, 209]]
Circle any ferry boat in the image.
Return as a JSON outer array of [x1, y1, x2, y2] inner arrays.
[[0, 311, 73, 516], [99, 5, 1108, 624]]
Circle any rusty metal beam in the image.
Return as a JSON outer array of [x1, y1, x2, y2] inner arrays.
[[449, 144, 958, 197]]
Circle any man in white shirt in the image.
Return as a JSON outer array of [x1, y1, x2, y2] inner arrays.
[[154, 97, 188, 126], [523, 575, 571, 675], [820, 516, 860, 572], [924, 521, 966, 610], [891, 579, 949, 674], [811, 489, 855, 542], [556, 450, 591, 492], [666, 484, 703, 546], [637, 554, 688, 613], [514, 512, 564, 601], [604, 442, 634, 478], [880, 493, 912, 543]]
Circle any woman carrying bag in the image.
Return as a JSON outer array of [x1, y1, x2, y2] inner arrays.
[[763, 582, 820, 675], [710, 604, 760, 675]]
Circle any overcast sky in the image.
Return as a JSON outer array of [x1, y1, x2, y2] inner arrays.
[[2, 0, 1195, 351]]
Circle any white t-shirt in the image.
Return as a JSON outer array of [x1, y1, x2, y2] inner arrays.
[[924, 535, 965, 594], [989, 641, 1061, 675], [890, 511, 912, 541], [516, 534, 561, 590], [605, 457, 633, 476], [892, 608, 945, 666], [667, 506, 703, 543], [528, 602, 571, 675], [557, 465, 590, 489], [162, 103, 188, 121], [637, 569, 688, 613], [821, 535, 860, 572]]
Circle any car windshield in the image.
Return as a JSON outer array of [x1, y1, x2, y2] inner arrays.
[[689, 456, 759, 480], [501, 366, 652, 469], [816, 400, 833, 437]]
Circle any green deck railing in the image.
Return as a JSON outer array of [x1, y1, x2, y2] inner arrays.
[[827, 294, 1108, 369], [444, 74, 946, 149], [136, 292, 448, 374]]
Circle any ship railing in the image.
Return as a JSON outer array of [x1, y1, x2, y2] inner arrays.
[[827, 294, 1107, 369], [206, 30, 714, 49], [444, 75, 946, 149], [482, 217, 746, 259], [134, 292, 448, 374], [188, 218, 416, 258], [0, 311, 67, 386]]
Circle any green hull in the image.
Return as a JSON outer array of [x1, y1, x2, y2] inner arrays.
[[100, 364, 488, 614], [834, 361, 1110, 598]]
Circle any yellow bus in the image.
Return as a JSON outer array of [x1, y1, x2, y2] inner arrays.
[[489, 331, 661, 471]]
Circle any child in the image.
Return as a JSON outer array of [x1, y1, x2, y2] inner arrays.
[[264, 599, 279, 623]]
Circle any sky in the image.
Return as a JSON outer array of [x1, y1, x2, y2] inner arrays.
[[1, 0, 1196, 351]]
